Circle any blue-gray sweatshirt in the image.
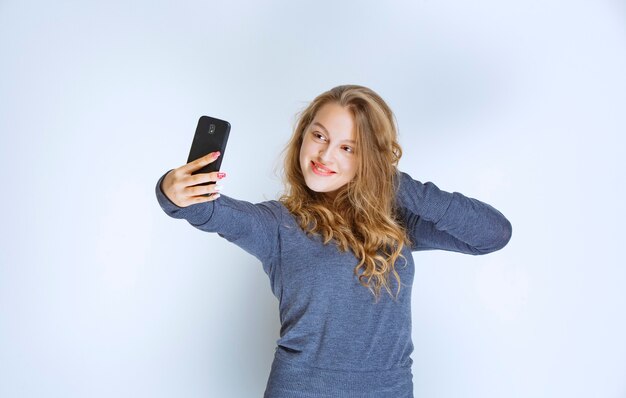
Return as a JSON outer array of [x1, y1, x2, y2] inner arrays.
[[155, 170, 512, 398]]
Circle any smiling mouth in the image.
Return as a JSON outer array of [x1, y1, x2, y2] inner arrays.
[[311, 161, 335, 176]]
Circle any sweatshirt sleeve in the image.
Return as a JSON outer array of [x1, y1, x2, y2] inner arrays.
[[395, 171, 512, 255], [154, 170, 281, 269]]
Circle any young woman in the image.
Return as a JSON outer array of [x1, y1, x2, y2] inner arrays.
[[155, 85, 512, 397]]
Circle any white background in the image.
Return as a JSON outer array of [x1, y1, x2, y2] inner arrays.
[[1, 0, 625, 397]]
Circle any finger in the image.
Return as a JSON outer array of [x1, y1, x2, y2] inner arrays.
[[182, 151, 220, 174], [193, 192, 221, 203], [186, 170, 225, 186], [187, 182, 222, 197]]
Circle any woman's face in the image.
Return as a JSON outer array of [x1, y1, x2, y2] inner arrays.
[[299, 102, 358, 197]]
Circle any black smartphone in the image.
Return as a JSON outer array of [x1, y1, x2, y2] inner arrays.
[[187, 115, 230, 187]]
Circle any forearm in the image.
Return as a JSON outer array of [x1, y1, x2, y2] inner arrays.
[[154, 170, 282, 263], [396, 171, 512, 254]]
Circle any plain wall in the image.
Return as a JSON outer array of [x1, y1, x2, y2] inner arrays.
[[1, 0, 625, 397]]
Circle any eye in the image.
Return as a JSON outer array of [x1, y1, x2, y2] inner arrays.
[[312, 131, 327, 142], [342, 145, 354, 154]]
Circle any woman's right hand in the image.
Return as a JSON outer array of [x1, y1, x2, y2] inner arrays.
[[160, 151, 226, 208]]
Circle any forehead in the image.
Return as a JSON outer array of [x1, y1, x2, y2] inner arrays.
[[311, 102, 355, 140]]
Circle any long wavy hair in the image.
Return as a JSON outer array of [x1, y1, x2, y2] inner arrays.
[[279, 85, 411, 303]]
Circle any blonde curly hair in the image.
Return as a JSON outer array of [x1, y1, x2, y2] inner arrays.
[[279, 85, 410, 303]]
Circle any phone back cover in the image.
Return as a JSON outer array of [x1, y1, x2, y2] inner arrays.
[[187, 115, 230, 176]]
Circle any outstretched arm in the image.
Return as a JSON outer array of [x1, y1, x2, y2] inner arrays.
[[155, 155, 281, 272], [395, 171, 512, 255]]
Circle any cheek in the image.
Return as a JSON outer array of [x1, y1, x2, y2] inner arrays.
[[299, 142, 307, 162], [344, 157, 358, 178], [299, 142, 310, 171], [300, 139, 319, 163]]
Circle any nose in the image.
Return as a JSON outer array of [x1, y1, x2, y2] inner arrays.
[[318, 147, 333, 163], [318, 145, 328, 157]]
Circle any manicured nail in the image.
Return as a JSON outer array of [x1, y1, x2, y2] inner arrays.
[[214, 185, 222, 191], [217, 172, 226, 179], [213, 151, 221, 157]]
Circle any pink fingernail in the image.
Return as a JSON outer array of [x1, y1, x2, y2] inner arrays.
[[217, 172, 226, 179]]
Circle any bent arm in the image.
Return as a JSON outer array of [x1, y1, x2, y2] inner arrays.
[[395, 171, 512, 255], [155, 170, 281, 266]]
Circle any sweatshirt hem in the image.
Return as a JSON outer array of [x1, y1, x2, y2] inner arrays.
[[264, 348, 413, 397]]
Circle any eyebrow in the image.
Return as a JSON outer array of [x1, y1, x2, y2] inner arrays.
[[312, 122, 356, 144]]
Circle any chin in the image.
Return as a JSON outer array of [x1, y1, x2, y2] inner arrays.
[[301, 165, 346, 194], [304, 181, 333, 194]]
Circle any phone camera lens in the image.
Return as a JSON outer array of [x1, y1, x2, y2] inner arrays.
[[208, 124, 216, 134]]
